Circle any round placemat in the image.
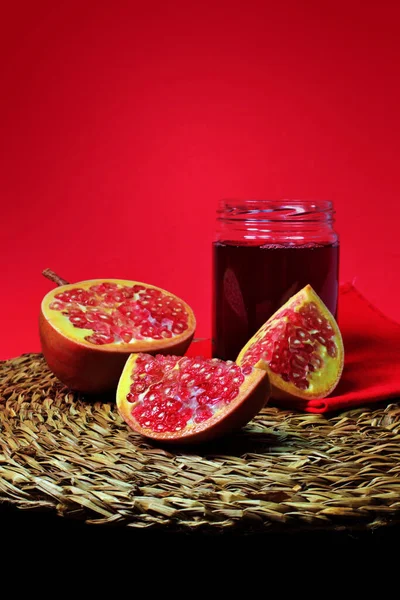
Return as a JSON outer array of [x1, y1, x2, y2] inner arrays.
[[1, 353, 400, 535]]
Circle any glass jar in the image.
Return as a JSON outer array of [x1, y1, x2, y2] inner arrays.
[[212, 199, 340, 361]]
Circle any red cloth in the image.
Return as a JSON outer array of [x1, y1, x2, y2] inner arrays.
[[188, 283, 400, 414]]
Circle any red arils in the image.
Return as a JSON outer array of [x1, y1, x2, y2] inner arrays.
[[236, 285, 344, 401], [117, 353, 270, 444], [240, 301, 337, 391], [127, 355, 245, 434], [49, 283, 190, 345]]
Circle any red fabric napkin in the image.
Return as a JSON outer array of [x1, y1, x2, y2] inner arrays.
[[188, 283, 400, 414]]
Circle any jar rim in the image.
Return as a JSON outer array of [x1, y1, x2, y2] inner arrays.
[[219, 198, 334, 212]]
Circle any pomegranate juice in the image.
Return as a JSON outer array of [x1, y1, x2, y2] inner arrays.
[[212, 241, 339, 361]]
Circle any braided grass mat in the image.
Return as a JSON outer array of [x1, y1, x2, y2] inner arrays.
[[1, 353, 400, 535]]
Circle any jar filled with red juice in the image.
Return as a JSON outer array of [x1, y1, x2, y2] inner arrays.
[[212, 199, 340, 361]]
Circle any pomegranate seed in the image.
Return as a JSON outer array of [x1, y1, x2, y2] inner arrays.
[[111, 292, 124, 303], [130, 381, 147, 394], [151, 331, 163, 340], [281, 348, 290, 361], [288, 336, 302, 350], [126, 392, 138, 403], [119, 287, 133, 298], [102, 294, 117, 307], [309, 354, 324, 371], [75, 291, 91, 303], [172, 322, 186, 334], [166, 400, 183, 413], [86, 297, 99, 307], [326, 340, 337, 358], [225, 388, 239, 403], [102, 282, 119, 290], [54, 292, 73, 302], [120, 330, 133, 343], [49, 301, 65, 310], [91, 322, 112, 335], [272, 341, 284, 354], [85, 333, 115, 345], [97, 313, 113, 324], [143, 390, 162, 403], [69, 316, 89, 329], [296, 379, 309, 390], [173, 419, 188, 432], [232, 373, 245, 386], [322, 322, 334, 336], [146, 288, 163, 298], [179, 407, 194, 421], [117, 302, 133, 316], [302, 344, 314, 354], [296, 328, 312, 343], [140, 325, 156, 337], [159, 328, 172, 338], [143, 357, 157, 372], [67, 307, 85, 318], [242, 365, 253, 375], [162, 384, 180, 398], [313, 334, 326, 346], [197, 393, 211, 406], [194, 406, 213, 423], [285, 322, 296, 337], [291, 354, 307, 369]]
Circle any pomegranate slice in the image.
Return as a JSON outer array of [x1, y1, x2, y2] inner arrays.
[[116, 353, 270, 444], [236, 285, 344, 401], [39, 272, 196, 394]]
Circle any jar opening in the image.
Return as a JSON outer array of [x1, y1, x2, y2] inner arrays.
[[218, 198, 334, 218]]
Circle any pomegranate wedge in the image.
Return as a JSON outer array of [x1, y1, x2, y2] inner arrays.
[[117, 353, 270, 444], [236, 285, 344, 401]]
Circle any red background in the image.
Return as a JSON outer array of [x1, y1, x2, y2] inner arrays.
[[1, 1, 399, 360]]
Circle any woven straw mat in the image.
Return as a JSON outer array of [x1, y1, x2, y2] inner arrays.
[[1, 352, 400, 535]]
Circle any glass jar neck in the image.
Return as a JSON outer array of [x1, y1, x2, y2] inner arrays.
[[215, 199, 338, 245]]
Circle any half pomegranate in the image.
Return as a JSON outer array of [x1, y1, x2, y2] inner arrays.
[[116, 353, 270, 444], [39, 271, 196, 394], [236, 285, 344, 401]]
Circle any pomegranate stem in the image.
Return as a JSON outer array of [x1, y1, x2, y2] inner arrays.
[[42, 268, 69, 287]]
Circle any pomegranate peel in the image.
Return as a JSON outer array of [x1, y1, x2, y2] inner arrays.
[[116, 353, 270, 444], [236, 284, 344, 401], [39, 275, 196, 394]]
